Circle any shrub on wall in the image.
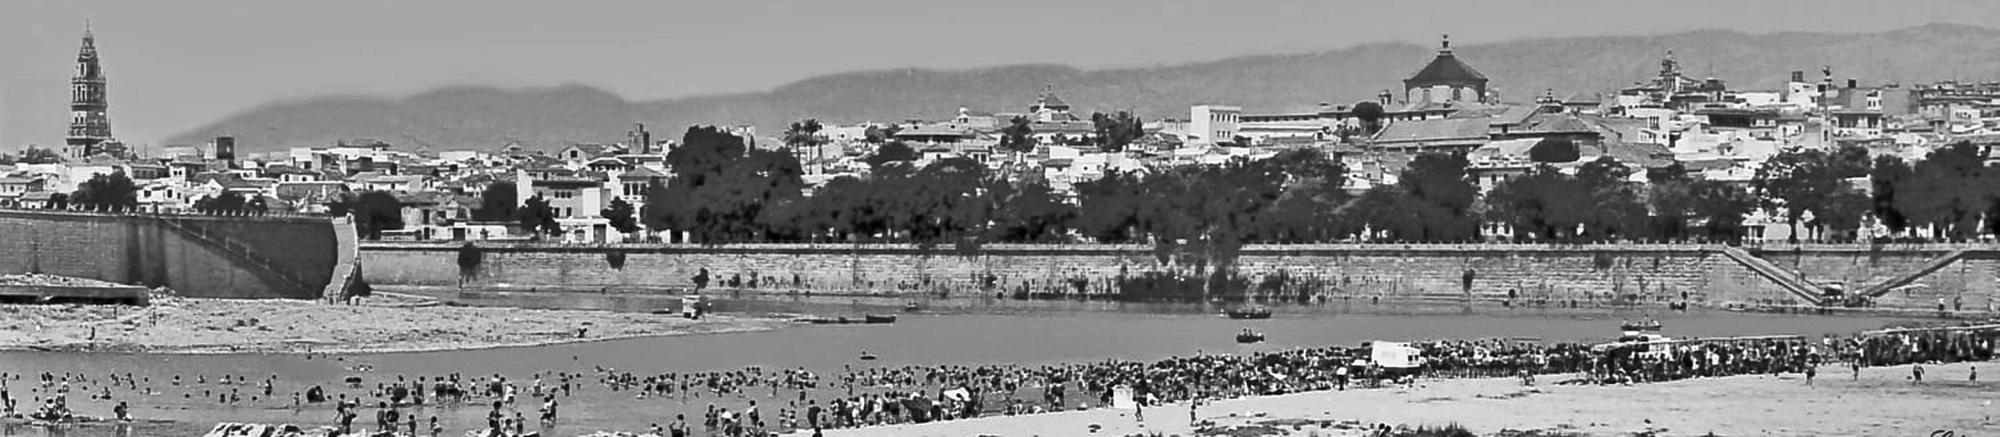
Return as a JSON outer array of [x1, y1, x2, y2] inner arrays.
[[606, 251, 627, 270], [456, 243, 483, 283]]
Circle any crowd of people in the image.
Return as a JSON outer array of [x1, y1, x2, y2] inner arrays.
[[4, 322, 1995, 437]]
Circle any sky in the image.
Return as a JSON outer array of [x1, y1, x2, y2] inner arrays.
[[5, 0, 2000, 150]]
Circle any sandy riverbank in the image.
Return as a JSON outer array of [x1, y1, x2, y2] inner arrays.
[[799, 362, 2000, 437], [0, 293, 789, 354]]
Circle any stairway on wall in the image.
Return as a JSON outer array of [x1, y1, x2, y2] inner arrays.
[[1720, 246, 1824, 305], [1859, 249, 1968, 298], [152, 216, 315, 298], [321, 216, 361, 301]]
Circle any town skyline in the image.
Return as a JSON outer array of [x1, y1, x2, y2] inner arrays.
[[7, 0, 2000, 149]]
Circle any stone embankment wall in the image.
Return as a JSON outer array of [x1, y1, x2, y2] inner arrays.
[[1752, 244, 1999, 311], [0, 210, 347, 299], [360, 243, 1868, 307]]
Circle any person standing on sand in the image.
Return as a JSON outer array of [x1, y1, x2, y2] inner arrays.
[[1804, 363, 1815, 386], [1188, 398, 1200, 425], [1914, 363, 1925, 384]]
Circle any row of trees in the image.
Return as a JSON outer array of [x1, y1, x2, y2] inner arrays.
[[1868, 141, 2000, 241], [619, 126, 1478, 248], [626, 126, 2000, 248]]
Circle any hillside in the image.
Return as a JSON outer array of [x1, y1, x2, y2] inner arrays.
[[169, 23, 2000, 154]]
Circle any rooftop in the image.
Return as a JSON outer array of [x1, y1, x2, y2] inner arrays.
[[1374, 117, 1492, 144], [1405, 37, 1488, 86]]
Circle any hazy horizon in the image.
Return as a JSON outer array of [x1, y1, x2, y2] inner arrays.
[[6, 0, 2000, 150]]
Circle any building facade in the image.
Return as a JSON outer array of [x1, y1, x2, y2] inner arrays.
[[1189, 105, 1242, 145]]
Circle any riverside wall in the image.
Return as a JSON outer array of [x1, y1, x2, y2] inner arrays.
[[0, 210, 345, 299], [353, 243, 1984, 308], [1750, 244, 1999, 311]]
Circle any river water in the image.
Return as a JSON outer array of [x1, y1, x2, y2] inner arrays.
[[0, 294, 1920, 437]]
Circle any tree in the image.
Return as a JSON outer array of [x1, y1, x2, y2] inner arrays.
[[1074, 170, 1146, 243], [989, 179, 1077, 242], [865, 141, 917, 169], [1256, 149, 1351, 241], [783, 119, 826, 162], [195, 192, 248, 215], [1396, 153, 1480, 241], [601, 197, 639, 234], [1091, 111, 1144, 152], [1351, 101, 1386, 135], [997, 116, 1035, 155], [247, 196, 269, 214], [518, 194, 561, 238], [71, 171, 139, 211], [1814, 186, 1872, 242], [654, 126, 807, 243], [1868, 155, 1914, 234], [639, 180, 673, 236], [1487, 166, 1580, 240], [863, 124, 901, 144], [1752, 144, 1867, 243], [349, 191, 403, 240], [1527, 137, 1580, 163], [474, 182, 519, 221], [1898, 141, 1989, 240], [1647, 163, 1696, 240], [19, 146, 63, 165], [1351, 184, 1414, 240], [1688, 180, 1756, 242], [1576, 157, 1646, 240]]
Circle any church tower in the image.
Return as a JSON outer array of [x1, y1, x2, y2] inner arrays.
[[66, 23, 113, 159]]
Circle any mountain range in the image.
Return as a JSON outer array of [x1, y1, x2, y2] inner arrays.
[[168, 23, 2000, 155]]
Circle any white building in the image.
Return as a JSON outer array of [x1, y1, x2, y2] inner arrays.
[[1189, 105, 1242, 145]]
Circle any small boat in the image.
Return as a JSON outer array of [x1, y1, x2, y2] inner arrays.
[[799, 315, 896, 325], [1235, 328, 1265, 344], [903, 302, 921, 313], [858, 351, 878, 361], [1619, 319, 1663, 332], [1225, 307, 1273, 320]]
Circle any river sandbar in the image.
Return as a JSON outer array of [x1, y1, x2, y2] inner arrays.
[[0, 294, 787, 354]]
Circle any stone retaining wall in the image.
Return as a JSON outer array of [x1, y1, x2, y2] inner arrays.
[[0, 210, 345, 299], [361, 243, 1861, 307]]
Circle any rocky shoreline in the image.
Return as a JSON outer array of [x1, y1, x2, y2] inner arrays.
[[0, 293, 789, 355]]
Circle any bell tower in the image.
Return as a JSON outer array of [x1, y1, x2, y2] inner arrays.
[[66, 22, 113, 159]]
